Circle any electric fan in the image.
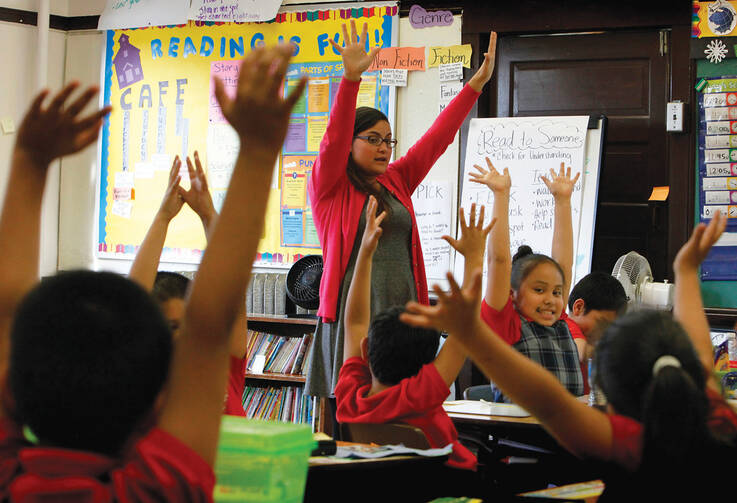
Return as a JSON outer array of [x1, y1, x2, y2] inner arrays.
[[611, 251, 674, 311], [286, 255, 323, 315]]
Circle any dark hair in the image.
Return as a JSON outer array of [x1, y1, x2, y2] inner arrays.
[[368, 306, 440, 386], [594, 311, 731, 473], [510, 245, 565, 290], [347, 107, 391, 214], [152, 271, 190, 304], [8, 270, 173, 455], [567, 271, 628, 313]]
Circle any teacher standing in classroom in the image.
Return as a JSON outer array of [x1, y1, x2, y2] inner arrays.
[[305, 20, 497, 398]]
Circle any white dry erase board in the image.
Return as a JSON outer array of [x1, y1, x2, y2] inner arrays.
[[453, 116, 605, 292]]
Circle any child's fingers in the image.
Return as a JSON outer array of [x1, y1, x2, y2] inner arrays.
[[446, 271, 462, 296], [483, 216, 498, 234], [469, 203, 476, 226], [399, 312, 433, 330], [47, 81, 80, 113], [571, 172, 581, 185], [73, 122, 103, 152], [432, 283, 450, 303], [540, 175, 551, 189], [458, 207, 467, 230], [565, 164, 571, 178], [477, 205, 485, 229], [169, 156, 181, 181], [266, 45, 293, 97], [64, 86, 99, 119], [468, 268, 483, 299], [73, 106, 112, 132], [484, 157, 496, 170], [442, 235, 460, 251], [285, 76, 308, 114], [367, 45, 381, 63], [27, 89, 50, 116], [375, 210, 388, 227], [194, 151, 208, 188]]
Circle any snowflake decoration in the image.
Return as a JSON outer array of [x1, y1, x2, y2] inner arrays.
[[705, 39, 729, 63]]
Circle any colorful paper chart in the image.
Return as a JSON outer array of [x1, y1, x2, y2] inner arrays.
[[698, 76, 737, 280], [98, 6, 397, 265]]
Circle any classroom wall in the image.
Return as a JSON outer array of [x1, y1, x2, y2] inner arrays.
[[2, 3, 464, 276], [0, 14, 66, 277]]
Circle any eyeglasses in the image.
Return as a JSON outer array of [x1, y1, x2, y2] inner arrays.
[[354, 135, 398, 148]]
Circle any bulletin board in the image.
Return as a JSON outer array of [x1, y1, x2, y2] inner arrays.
[[97, 4, 398, 265]]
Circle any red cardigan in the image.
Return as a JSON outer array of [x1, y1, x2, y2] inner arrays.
[[307, 77, 480, 321]]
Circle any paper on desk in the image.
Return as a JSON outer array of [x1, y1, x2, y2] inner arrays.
[[334, 443, 452, 459], [443, 400, 531, 417]]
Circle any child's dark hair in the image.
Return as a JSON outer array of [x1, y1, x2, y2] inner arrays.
[[594, 311, 732, 472], [152, 271, 190, 303], [347, 107, 390, 214], [510, 245, 565, 290], [368, 306, 440, 386], [567, 271, 628, 313], [8, 270, 173, 456]]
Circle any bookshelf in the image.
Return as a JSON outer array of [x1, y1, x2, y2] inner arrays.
[[244, 314, 326, 431]]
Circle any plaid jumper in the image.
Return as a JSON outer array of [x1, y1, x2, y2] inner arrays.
[[481, 298, 583, 403]]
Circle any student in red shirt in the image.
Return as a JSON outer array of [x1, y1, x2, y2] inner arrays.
[[335, 198, 494, 472], [471, 161, 583, 400], [305, 19, 498, 398], [401, 212, 737, 500], [561, 272, 628, 393], [129, 157, 247, 417], [0, 44, 305, 501]]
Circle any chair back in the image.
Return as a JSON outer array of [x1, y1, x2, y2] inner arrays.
[[463, 384, 493, 401]]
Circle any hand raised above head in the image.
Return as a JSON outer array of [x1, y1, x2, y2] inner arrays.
[[359, 195, 387, 255], [400, 270, 483, 337], [329, 20, 381, 82], [16, 82, 111, 167], [181, 151, 216, 225], [540, 162, 580, 200], [674, 210, 727, 273], [213, 44, 307, 153], [157, 156, 185, 221], [442, 203, 495, 259], [469, 31, 497, 92], [469, 157, 511, 193]]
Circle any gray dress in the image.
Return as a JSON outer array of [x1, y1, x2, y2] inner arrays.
[[304, 189, 417, 397]]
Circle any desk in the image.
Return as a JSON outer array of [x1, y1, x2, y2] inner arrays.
[[305, 443, 453, 502]]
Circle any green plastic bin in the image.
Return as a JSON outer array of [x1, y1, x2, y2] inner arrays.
[[214, 417, 316, 503]]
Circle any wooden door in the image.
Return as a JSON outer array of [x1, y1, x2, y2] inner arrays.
[[494, 30, 669, 279]]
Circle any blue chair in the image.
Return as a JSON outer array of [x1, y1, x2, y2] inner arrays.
[[463, 384, 493, 401]]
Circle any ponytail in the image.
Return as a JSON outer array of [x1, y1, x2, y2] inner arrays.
[[640, 364, 710, 469]]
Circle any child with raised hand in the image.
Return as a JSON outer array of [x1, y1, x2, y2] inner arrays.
[[129, 151, 247, 416], [470, 158, 583, 401], [0, 45, 305, 500], [401, 212, 737, 499], [335, 199, 493, 472], [306, 20, 498, 398]]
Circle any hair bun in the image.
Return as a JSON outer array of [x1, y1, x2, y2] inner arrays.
[[513, 245, 533, 262]]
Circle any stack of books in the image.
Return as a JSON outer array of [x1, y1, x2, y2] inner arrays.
[[246, 330, 313, 376], [242, 385, 313, 424]]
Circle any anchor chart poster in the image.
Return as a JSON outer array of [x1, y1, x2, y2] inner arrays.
[[98, 6, 397, 264]]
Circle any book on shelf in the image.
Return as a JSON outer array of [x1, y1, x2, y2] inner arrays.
[[246, 330, 313, 376], [240, 384, 313, 424]]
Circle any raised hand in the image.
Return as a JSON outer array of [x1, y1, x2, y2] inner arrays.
[[401, 270, 483, 336], [540, 162, 580, 200], [469, 157, 511, 193], [674, 211, 727, 273], [16, 82, 111, 167], [181, 151, 216, 227], [443, 203, 495, 260], [157, 156, 185, 221], [359, 195, 387, 255], [469, 31, 498, 92], [329, 20, 381, 82], [213, 44, 306, 152]]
